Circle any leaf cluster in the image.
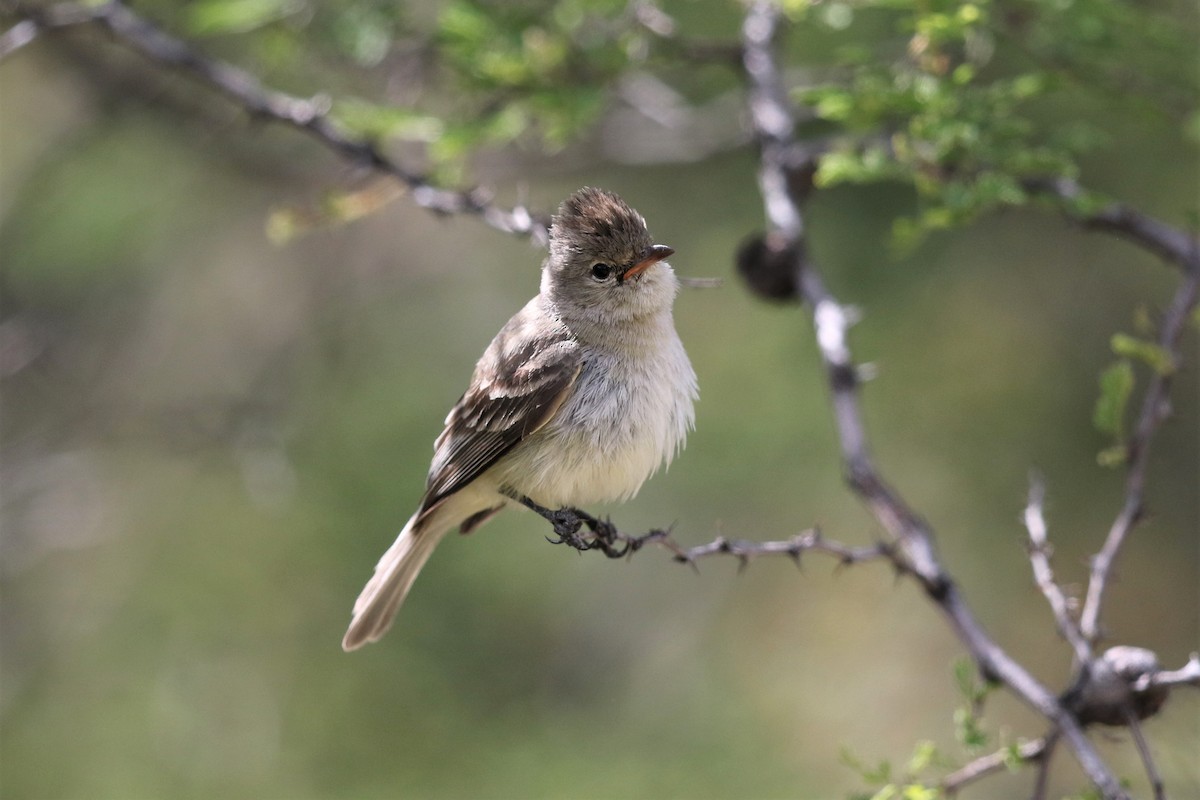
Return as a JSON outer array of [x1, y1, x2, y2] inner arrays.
[[140, 0, 640, 181], [1093, 318, 1177, 467], [795, 0, 1196, 249], [141, 0, 1195, 231]]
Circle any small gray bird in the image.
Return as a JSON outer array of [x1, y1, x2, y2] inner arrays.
[[342, 187, 697, 650]]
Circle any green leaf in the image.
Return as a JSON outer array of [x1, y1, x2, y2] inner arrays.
[[1002, 742, 1025, 772], [954, 706, 989, 751], [265, 207, 303, 245], [810, 89, 856, 122], [334, 100, 445, 143], [1062, 188, 1113, 217], [186, 0, 298, 36], [974, 171, 1027, 206], [439, 1, 493, 46], [779, 0, 814, 20], [905, 740, 939, 775], [816, 147, 905, 188], [1093, 360, 1134, 438], [1097, 444, 1129, 468], [840, 748, 892, 785], [331, 6, 395, 66], [1111, 332, 1174, 375]]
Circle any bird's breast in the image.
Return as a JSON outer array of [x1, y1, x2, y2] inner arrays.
[[496, 329, 697, 508]]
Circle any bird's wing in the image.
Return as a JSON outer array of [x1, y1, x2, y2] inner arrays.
[[418, 303, 581, 517]]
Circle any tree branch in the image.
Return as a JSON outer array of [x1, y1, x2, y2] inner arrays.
[[1133, 652, 1200, 692], [0, 0, 102, 58], [1023, 473, 1093, 665], [940, 735, 1050, 796], [1026, 177, 1200, 273], [3, 0, 552, 242], [1029, 733, 1058, 800], [0, 17, 35, 57], [737, 3, 1128, 797], [515, 495, 895, 572], [1124, 707, 1165, 800], [1080, 260, 1200, 643]]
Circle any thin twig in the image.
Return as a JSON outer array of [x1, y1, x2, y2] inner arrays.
[[4, 0, 552, 242], [1023, 473, 1092, 665], [1134, 653, 1200, 692], [0, 0, 104, 58], [1080, 261, 1200, 643], [1030, 733, 1058, 800], [941, 736, 1049, 796], [1026, 177, 1199, 273], [738, 3, 1127, 797], [516, 495, 894, 572], [0, 17, 36, 57], [1124, 707, 1166, 800], [665, 529, 894, 570]]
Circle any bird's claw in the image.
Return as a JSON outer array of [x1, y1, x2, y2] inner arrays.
[[519, 494, 665, 559]]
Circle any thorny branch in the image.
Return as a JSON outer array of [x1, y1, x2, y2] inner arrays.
[[737, 2, 1148, 799], [6, 0, 1194, 265], [1, 0, 552, 242], [7, 1, 1198, 797], [515, 494, 896, 571]]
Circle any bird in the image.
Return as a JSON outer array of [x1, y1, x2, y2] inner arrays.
[[342, 187, 697, 651]]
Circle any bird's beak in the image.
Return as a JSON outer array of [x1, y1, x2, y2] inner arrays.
[[622, 244, 675, 281]]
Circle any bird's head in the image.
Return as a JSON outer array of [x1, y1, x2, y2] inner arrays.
[[543, 187, 678, 327]]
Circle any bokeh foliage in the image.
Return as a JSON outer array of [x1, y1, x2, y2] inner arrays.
[[1, 0, 1196, 798]]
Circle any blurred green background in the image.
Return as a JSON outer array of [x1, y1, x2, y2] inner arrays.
[[1, 3, 1197, 799]]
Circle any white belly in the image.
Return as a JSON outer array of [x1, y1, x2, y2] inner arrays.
[[494, 331, 696, 508]]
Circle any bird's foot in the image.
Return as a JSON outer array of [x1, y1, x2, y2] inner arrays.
[[515, 495, 633, 558]]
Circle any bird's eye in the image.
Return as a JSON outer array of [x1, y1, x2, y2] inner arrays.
[[590, 263, 613, 280]]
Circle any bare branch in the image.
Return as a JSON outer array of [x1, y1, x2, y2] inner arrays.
[[1026, 177, 1200, 273], [0, 1, 105, 59], [1124, 707, 1165, 800], [1030, 734, 1058, 800], [0, 18, 36, 57], [941, 736, 1050, 796], [1080, 263, 1200, 643], [737, 3, 1128, 797], [1023, 473, 1093, 665], [515, 495, 895, 572], [4, 0, 551, 242], [663, 529, 894, 570], [1134, 653, 1200, 692]]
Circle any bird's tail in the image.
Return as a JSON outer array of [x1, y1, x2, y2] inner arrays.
[[342, 511, 449, 651]]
